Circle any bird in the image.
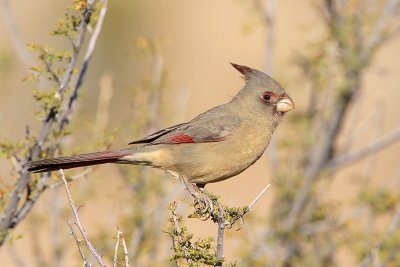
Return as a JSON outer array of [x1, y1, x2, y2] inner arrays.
[[26, 63, 294, 189]]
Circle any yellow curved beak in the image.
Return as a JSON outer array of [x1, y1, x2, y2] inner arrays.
[[276, 95, 295, 113]]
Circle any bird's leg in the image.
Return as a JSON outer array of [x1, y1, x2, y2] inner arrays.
[[179, 175, 214, 218], [196, 183, 215, 217]]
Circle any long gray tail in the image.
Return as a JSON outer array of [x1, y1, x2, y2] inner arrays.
[[26, 149, 133, 173]]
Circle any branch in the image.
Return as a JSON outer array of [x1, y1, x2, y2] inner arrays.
[[184, 180, 273, 265], [58, 0, 108, 130], [0, 0, 106, 246], [363, 0, 400, 59], [284, 86, 359, 230], [248, 180, 273, 210], [65, 218, 88, 267], [215, 204, 225, 267], [282, 0, 400, 231], [169, 201, 193, 266], [114, 228, 121, 267], [327, 127, 400, 170], [60, 169, 106, 267], [121, 230, 129, 267], [49, 167, 94, 189], [114, 228, 130, 267]]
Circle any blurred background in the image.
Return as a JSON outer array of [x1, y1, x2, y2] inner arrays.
[[1, 0, 400, 266]]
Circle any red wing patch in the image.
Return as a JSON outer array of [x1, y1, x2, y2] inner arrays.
[[165, 134, 194, 144]]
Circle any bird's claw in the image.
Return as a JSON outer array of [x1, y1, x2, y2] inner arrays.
[[180, 176, 218, 220], [192, 189, 215, 220]]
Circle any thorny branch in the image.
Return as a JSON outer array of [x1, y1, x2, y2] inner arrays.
[[65, 218, 88, 266], [0, 0, 108, 246], [60, 170, 106, 267], [172, 179, 273, 266]]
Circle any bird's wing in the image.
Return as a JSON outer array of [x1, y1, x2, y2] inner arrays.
[[128, 123, 187, 144], [129, 114, 241, 145]]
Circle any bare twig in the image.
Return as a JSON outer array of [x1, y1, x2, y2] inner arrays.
[[114, 228, 121, 267], [65, 218, 88, 267], [114, 228, 130, 267], [248, 180, 273, 210], [49, 167, 94, 189], [327, 127, 400, 170], [60, 169, 105, 267], [362, 0, 400, 60], [121, 230, 129, 267]]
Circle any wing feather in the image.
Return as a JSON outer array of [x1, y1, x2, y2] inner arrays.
[[128, 108, 241, 146]]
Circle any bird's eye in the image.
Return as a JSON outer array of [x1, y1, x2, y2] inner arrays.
[[261, 92, 272, 102]]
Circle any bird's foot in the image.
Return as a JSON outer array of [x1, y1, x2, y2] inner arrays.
[[180, 177, 218, 220]]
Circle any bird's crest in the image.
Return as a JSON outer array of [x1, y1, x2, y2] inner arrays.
[[230, 63, 255, 80], [230, 62, 283, 91]]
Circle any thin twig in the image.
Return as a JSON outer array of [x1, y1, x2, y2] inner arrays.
[[60, 169, 105, 267], [248, 180, 273, 210], [65, 218, 88, 267], [114, 228, 121, 267], [59, 0, 108, 130], [114, 228, 130, 267], [49, 167, 94, 189], [327, 127, 400, 170], [121, 230, 129, 267]]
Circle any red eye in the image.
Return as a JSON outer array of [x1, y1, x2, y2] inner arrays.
[[261, 92, 273, 102]]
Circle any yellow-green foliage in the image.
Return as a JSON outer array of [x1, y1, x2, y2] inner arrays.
[[165, 202, 219, 267], [359, 188, 398, 214]]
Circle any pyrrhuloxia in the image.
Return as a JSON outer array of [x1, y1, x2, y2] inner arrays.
[[26, 63, 294, 187]]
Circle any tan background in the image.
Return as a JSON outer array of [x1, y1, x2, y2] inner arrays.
[[1, 0, 400, 266]]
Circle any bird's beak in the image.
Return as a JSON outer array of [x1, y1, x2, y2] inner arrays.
[[276, 95, 295, 113]]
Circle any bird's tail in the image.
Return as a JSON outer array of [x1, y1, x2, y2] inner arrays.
[[26, 149, 133, 173]]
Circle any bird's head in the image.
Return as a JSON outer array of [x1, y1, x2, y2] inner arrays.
[[231, 63, 294, 120]]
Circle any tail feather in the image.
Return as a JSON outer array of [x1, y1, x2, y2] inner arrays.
[[26, 150, 133, 173]]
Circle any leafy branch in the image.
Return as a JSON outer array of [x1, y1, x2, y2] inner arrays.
[[0, 0, 108, 246], [166, 181, 273, 266]]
